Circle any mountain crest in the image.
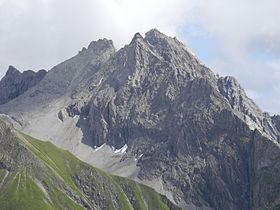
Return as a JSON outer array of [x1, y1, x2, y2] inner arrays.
[[132, 32, 144, 41], [1, 29, 280, 210], [88, 38, 115, 53], [0, 66, 47, 105], [144, 28, 169, 44], [5, 65, 21, 77]]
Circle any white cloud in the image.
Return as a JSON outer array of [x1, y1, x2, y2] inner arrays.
[[0, 0, 194, 74], [0, 0, 279, 113], [185, 0, 280, 114]]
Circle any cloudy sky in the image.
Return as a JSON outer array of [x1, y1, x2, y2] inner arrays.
[[0, 0, 279, 114]]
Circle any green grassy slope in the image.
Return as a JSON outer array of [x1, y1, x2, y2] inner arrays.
[[0, 120, 180, 210]]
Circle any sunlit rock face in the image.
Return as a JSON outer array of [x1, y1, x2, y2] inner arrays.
[[1, 29, 280, 210]]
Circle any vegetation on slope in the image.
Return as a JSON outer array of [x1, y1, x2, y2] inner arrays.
[[0, 120, 180, 210]]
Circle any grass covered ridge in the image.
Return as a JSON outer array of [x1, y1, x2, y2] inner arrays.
[[0, 122, 180, 210]]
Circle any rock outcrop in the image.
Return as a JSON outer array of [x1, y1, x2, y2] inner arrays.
[[0, 29, 280, 210], [0, 65, 46, 105]]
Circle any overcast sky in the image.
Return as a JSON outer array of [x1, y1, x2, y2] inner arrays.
[[0, 0, 279, 114]]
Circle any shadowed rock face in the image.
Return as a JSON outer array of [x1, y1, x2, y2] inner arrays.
[[217, 76, 279, 141], [0, 66, 47, 105], [250, 130, 280, 210], [86, 29, 280, 209], [1, 29, 280, 210], [272, 115, 280, 132]]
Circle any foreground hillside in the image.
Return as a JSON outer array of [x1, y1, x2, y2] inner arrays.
[[0, 119, 179, 210]]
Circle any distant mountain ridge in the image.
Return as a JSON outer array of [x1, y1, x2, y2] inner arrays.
[[0, 65, 47, 105], [1, 29, 280, 210]]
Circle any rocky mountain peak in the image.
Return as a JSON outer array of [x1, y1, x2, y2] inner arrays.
[[144, 28, 168, 43], [128, 32, 148, 51], [1, 29, 280, 210], [87, 38, 115, 53], [5, 65, 21, 77], [144, 28, 186, 53], [132, 32, 144, 41], [0, 66, 47, 105], [217, 75, 280, 141]]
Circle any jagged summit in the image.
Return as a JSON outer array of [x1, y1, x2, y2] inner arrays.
[[5, 65, 20, 76], [1, 29, 280, 210], [132, 32, 144, 41], [145, 28, 169, 42], [128, 32, 146, 49], [131, 28, 166, 42], [0, 66, 47, 105], [88, 38, 115, 52], [4, 65, 47, 79], [145, 28, 164, 35], [130, 29, 173, 48]]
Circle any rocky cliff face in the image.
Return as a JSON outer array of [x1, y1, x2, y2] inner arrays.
[[84, 30, 280, 209], [217, 76, 279, 141], [272, 115, 280, 137], [0, 66, 46, 105], [85, 30, 280, 210], [0, 29, 280, 210], [88, 30, 215, 148], [249, 130, 280, 210]]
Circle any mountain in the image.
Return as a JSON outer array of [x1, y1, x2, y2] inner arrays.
[[0, 118, 179, 210], [0, 29, 280, 210], [0, 65, 47, 105]]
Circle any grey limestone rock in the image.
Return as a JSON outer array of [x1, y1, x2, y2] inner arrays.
[[85, 29, 280, 209], [218, 76, 280, 141], [0, 65, 46, 105], [1, 29, 280, 210]]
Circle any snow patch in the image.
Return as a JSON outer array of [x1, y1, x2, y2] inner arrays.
[[114, 144, 128, 153], [244, 115, 270, 139], [135, 153, 143, 161], [96, 77, 103, 86], [245, 116, 259, 131], [94, 143, 105, 152]]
